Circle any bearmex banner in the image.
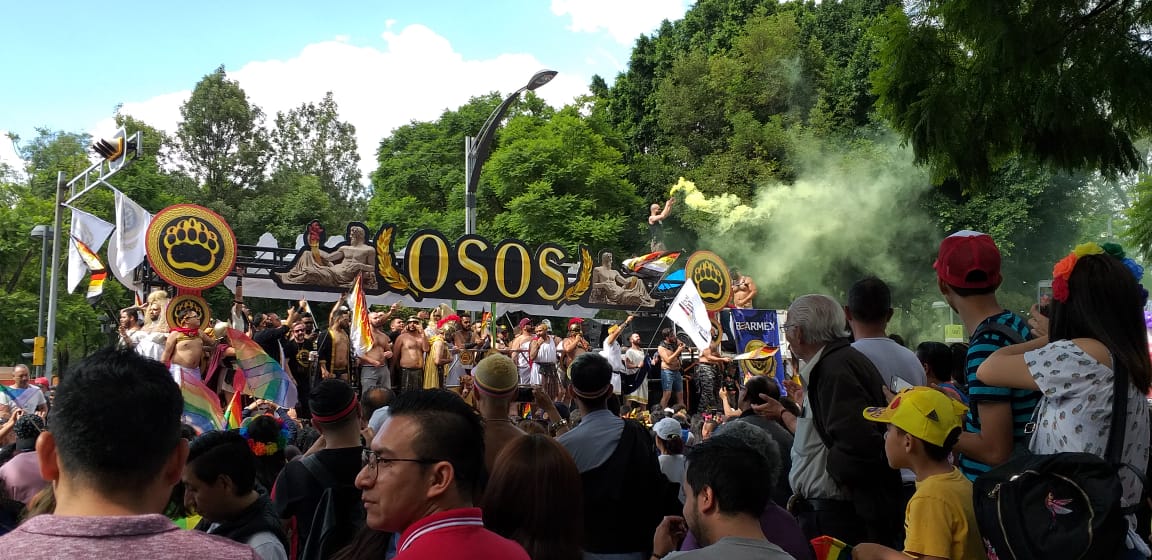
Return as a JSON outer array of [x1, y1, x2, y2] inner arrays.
[[728, 308, 786, 389]]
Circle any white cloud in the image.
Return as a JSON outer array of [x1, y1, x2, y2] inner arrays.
[[551, 0, 690, 45], [0, 131, 27, 181], [95, 23, 589, 183]]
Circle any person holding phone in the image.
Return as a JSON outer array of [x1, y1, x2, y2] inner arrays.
[[658, 328, 687, 409]]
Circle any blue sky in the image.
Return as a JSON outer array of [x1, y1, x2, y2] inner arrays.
[[0, 0, 691, 172]]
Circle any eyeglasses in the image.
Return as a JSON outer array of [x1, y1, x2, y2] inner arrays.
[[362, 449, 440, 477]]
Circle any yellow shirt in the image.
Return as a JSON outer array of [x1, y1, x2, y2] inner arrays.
[[904, 467, 984, 560]]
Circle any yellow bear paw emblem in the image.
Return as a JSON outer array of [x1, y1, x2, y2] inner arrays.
[[693, 260, 727, 302], [162, 218, 221, 273]]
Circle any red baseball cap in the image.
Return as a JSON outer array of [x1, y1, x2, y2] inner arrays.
[[934, 230, 1002, 289]]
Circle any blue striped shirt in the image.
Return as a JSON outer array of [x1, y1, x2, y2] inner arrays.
[[958, 311, 1041, 480]]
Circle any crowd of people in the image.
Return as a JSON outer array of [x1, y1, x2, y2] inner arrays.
[[0, 230, 1150, 560]]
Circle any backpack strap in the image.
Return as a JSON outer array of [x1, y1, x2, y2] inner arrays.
[[300, 454, 339, 488], [971, 320, 1028, 345]]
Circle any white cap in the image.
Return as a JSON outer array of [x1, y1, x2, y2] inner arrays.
[[653, 417, 682, 441]]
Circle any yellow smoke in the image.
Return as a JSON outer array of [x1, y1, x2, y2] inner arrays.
[[670, 177, 783, 232]]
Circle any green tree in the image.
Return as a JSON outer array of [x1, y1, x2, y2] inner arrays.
[[270, 92, 363, 222], [872, 1, 1152, 188], [177, 65, 270, 212]]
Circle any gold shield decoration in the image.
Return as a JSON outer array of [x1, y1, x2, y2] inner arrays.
[[146, 205, 237, 291], [166, 294, 212, 330], [685, 251, 732, 312], [738, 339, 778, 379]]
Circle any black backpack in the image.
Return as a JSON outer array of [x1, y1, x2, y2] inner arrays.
[[298, 454, 366, 560], [973, 355, 1134, 559]]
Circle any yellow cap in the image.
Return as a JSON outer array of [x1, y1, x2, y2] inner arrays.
[[862, 386, 968, 447]]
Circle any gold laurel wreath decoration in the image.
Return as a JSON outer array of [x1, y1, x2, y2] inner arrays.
[[375, 226, 417, 297], [562, 247, 594, 301]]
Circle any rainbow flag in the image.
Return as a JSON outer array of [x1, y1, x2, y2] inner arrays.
[[71, 236, 105, 304], [181, 368, 223, 434], [623, 251, 680, 275], [810, 536, 853, 560], [0, 385, 42, 411], [224, 367, 247, 430], [227, 328, 298, 408], [349, 275, 373, 357]]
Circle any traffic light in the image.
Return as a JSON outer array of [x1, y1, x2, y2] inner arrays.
[[21, 337, 45, 367], [91, 127, 130, 171]]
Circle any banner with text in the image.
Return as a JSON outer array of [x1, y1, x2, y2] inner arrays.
[[728, 308, 785, 388]]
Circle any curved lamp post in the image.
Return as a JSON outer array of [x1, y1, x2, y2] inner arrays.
[[463, 69, 557, 235]]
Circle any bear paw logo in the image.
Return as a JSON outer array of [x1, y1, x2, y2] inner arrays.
[[171, 299, 204, 321], [693, 259, 727, 303], [162, 218, 221, 273]]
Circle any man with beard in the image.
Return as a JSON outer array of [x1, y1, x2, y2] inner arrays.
[[281, 313, 319, 419], [253, 299, 305, 369], [560, 318, 591, 380], [317, 298, 352, 383], [359, 311, 395, 394], [393, 317, 431, 393]]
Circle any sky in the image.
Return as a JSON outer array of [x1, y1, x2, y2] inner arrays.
[[0, 0, 692, 178]]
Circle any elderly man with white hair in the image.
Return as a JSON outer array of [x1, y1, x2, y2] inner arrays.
[[772, 294, 902, 548]]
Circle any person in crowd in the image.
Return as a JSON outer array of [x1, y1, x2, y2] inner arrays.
[[600, 316, 633, 396], [318, 300, 353, 382], [511, 318, 535, 385], [363, 386, 395, 436], [948, 343, 969, 392], [471, 354, 526, 471], [648, 198, 674, 252], [272, 379, 364, 557], [657, 329, 687, 410], [561, 317, 591, 379], [281, 310, 318, 419], [624, 331, 651, 408], [0, 348, 255, 558], [651, 434, 795, 559], [0, 364, 47, 413], [185, 431, 288, 560], [116, 307, 144, 351], [359, 309, 395, 395], [916, 342, 968, 404], [329, 528, 394, 560], [356, 389, 529, 560], [557, 353, 672, 560], [723, 375, 794, 507], [935, 231, 1038, 481], [482, 433, 584, 560], [677, 421, 813, 560], [976, 243, 1152, 556], [730, 268, 757, 309], [0, 414, 47, 504], [774, 294, 902, 546], [530, 321, 563, 401], [699, 418, 717, 442], [695, 328, 729, 413], [854, 387, 982, 560], [654, 418, 688, 503], [847, 277, 927, 390], [163, 309, 216, 385], [393, 317, 431, 393], [239, 415, 291, 494]]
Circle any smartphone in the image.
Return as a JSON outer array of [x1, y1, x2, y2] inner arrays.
[[892, 376, 914, 393], [1037, 280, 1053, 316], [516, 387, 536, 403]]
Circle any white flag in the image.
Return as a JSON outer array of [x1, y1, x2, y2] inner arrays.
[[67, 209, 114, 294], [665, 279, 713, 351], [105, 240, 143, 296], [113, 191, 151, 278]]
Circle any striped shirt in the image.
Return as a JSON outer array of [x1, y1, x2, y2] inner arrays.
[[958, 311, 1040, 480]]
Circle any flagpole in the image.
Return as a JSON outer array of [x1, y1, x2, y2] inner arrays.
[[45, 172, 65, 381]]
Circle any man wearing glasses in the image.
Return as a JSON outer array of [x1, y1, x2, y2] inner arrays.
[[356, 389, 528, 560]]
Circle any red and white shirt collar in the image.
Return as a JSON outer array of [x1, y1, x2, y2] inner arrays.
[[398, 508, 485, 552]]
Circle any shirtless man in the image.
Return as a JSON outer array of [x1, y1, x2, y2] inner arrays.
[[393, 317, 430, 393], [319, 298, 351, 381], [731, 268, 757, 309], [648, 198, 674, 251], [560, 318, 590, 378], [696, 327, 731, 412], [359, 310, 395, 394], [162, 309, 215, 385], [657, 327, 686, 409]]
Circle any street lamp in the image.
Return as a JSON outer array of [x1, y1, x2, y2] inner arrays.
[[30, 225, 51, 376], [463, 69, 558, 235]]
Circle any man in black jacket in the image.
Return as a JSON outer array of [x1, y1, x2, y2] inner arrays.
[[184, 431, 288, 560], [781, 294, 903, 548]]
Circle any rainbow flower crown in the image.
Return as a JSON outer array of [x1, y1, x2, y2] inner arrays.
[[1052, 242, 1145, 303], [239, 415, 292, 457]]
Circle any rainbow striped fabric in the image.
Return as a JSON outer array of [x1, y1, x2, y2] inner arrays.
[[623, 251, 680, 275], [227, 328, 298, 409], [810, 536, 853, 560], [71, 236, 105, 304], [0, 385, 42, 411], [349, 275, 373, 357], [179, 366, 223, 434]]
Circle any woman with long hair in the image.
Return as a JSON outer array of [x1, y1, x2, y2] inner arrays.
[[481, 434, 583, 560], [916, 341, 968, 404], [240, 415, 290, 493], [978, 243, 1151, 554]]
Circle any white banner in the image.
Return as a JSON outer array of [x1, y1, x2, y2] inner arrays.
[[67, 209, 114, 294], [666, 279, 712, 350], [113, 191, 151, 278]]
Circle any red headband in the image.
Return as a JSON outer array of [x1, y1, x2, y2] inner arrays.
[[572, 383, 612, 400], [312, 395, 359, 423]]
